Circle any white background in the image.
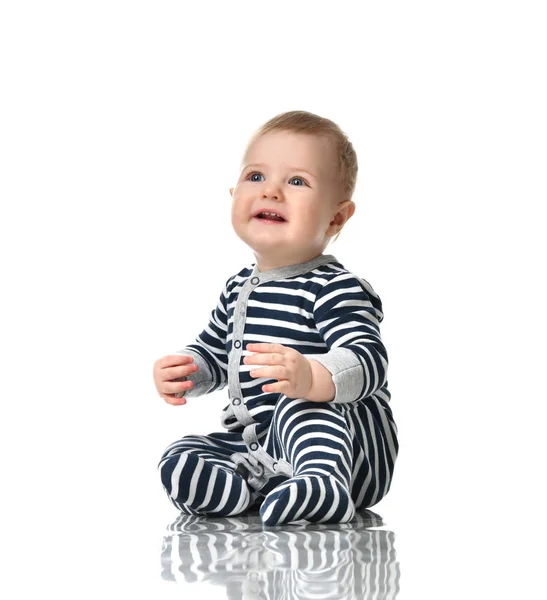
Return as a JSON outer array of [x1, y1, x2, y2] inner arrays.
[[1, 1, 545, 598]]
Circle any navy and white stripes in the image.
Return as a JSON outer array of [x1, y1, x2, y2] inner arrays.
[[160, 253, 398, 525], [161, 510, 400, 598]]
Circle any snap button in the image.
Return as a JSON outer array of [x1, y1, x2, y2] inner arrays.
[[251, 276, 260, 285], [234, 340, 241, 348], [232, 398, 241, 406], [250, 442, 259, 451]]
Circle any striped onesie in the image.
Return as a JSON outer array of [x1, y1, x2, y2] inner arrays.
[[158, 253, 398, 526]]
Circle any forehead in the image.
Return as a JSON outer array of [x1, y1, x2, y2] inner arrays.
[[244, 130, 337, 176]]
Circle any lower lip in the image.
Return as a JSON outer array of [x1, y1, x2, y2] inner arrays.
[[254, 217, 286, 225]]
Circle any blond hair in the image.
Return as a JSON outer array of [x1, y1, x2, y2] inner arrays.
[[244, 110, 358, 244]]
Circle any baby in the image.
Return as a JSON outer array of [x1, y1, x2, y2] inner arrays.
[[153, 110, 398, 526]]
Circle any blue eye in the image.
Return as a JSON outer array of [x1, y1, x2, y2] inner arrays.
[[247, 172, 307, 186]]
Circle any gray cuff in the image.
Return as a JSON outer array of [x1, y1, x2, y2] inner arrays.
[[305, 348, 363, 403], [173, 348, 215, 398]]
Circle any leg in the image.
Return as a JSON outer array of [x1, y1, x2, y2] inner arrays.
[[259, 396, 356, 526], [345, 397, 399, 510], [158, 431, 255, 517]]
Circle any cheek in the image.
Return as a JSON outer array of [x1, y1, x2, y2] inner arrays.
[[296, 207, 323, 227], [229, 198, 239, 220], [230, 192, 242, 211], [231, 195, 249, 223], [231, 204, 242, 226]]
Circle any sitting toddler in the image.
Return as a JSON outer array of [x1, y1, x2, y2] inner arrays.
[[153, 110, 398, 526]]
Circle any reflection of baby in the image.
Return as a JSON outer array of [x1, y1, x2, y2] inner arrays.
[[153, 110, 398, 526], [161, 511, 400, 599]]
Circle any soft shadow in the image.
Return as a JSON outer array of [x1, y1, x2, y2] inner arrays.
[[161, 508, 399, 599]]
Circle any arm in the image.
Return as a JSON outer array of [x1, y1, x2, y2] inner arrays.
[[305, 273, 388, 404], [307, 359, 336, 402], [174, 278, 231, 398]]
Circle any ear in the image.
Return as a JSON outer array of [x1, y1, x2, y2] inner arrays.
[[344, 200, 356, 220], [229, 187, 234, 197], [327, 200, 355, 235]]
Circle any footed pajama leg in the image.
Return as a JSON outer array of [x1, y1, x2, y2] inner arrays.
[[260, 397, 356, 526]]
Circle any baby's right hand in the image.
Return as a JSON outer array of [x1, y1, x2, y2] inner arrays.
[[153, 354, 199, 406]]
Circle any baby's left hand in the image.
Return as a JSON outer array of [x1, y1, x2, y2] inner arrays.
[[244, 343, 313, 399]]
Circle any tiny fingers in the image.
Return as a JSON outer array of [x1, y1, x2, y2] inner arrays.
[[163, 394, 187, 406], [262, 381, 284, 393]]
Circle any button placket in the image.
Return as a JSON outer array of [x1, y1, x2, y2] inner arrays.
[[228, 271, 297, 481], [224, 260, 340, 481], [227, 275, 262, 427], [242, 424, 270, 466]]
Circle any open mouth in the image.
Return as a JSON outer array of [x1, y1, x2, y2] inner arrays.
[[254, 211, 286, 224]]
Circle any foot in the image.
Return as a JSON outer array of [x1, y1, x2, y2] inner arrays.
[[259, 473, 356, 526], [161, 451, 253, 517]]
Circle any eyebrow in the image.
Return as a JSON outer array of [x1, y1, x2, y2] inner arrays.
[[242, 163, 316, 179]]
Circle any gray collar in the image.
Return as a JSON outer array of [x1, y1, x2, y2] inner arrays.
[[250, 253, 339, 282]]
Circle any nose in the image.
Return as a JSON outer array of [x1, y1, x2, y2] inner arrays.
[[261, 180, 282, 200]]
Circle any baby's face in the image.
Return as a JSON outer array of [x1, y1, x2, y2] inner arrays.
[[230, 130, 347, 270]]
